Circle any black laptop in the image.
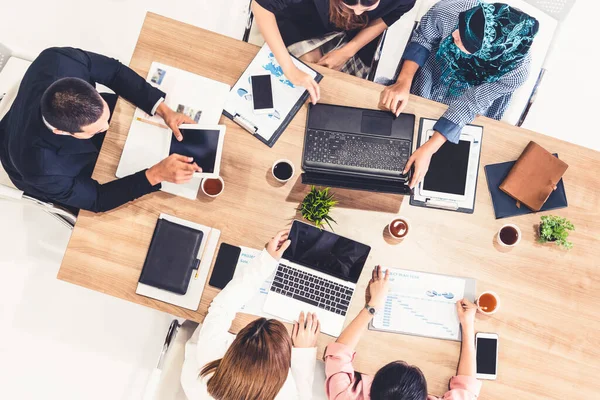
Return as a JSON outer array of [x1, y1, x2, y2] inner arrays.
[[301, 103, 415, 194]]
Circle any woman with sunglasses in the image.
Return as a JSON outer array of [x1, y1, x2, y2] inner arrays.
[[380, 0, 539, 189], [252, 0, 416, 104]]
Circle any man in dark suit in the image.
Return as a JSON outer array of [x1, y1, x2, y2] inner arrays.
[[0, 47, 202, 213]]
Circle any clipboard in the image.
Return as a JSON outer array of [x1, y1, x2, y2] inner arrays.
[[410, 118, 483, 214], [223, 44, 323, 147]]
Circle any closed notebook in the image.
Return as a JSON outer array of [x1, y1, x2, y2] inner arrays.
[[499, 141, 568, 211], [139, 218, 204, 295]]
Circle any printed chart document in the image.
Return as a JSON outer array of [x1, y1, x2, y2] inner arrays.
[[371, 268, 476, 341], [231, 246, 277, 318], [116, 62, 230, 199]]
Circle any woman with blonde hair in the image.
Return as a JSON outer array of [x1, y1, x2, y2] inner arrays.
[[180, 230, 321, 400], [252, 0, 416, 103]]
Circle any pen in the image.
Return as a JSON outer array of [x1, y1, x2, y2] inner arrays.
[[136, 117, 168, 130]]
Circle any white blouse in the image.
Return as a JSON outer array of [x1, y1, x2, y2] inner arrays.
[[180, 249, 317, 400]]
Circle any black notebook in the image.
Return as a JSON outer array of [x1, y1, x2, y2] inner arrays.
[[484, 154, 568, 219], [139, 218, 204, 295]]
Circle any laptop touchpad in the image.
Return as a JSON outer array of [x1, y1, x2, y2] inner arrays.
[[361, 111, 393, 136]]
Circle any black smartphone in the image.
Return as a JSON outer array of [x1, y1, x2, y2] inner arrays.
[[208, 243, 241, 289], [251, 74, 274, 114]]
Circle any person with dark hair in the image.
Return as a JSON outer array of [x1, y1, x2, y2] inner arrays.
[[380, 0, 539, 189], [252, 0, 416, 103], [0, 47, 201, 213], [181, 230, 321, 400], [325, 266, 481, 400]]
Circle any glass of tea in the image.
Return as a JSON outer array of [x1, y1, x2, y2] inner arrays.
[[388, 217, 410, 240], [477, 291, 500, 315], [201, 176, 224, 198], [272, 159, 295, 183], [497, 224, 521, 247]]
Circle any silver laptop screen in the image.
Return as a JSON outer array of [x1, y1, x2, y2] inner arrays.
[[282, 221, 370, 284]]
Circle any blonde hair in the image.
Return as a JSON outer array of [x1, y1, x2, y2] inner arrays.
[[200, 318, 292, 400]]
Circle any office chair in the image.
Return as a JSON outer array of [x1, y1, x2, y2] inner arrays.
[[142, 319, 329, 400]]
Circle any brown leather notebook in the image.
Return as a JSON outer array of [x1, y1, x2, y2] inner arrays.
[[499, 141, 568, 211]]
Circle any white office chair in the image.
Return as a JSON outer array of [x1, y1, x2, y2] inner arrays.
[[0, 48, 76, 229], [143, 319, 329, 400]]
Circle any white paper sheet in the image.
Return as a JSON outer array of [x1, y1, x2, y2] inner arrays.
[[372, 268, 468, 341], [224, 44, 318, 142], [116, 62, 230, 199], [232, 246, 277, 319]]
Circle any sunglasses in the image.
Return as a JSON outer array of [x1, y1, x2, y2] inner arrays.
[[342, 0, 379, 6]]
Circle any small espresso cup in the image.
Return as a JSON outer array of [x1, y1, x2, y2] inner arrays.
[[388, 217, 410, 240], [497, 223, 521, 247], [201, 176, 225, 198], [271, 159, 295, 183], [477, 291, 500, 315]]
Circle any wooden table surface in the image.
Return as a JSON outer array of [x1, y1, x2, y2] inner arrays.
[[58, 12, 600, 399]]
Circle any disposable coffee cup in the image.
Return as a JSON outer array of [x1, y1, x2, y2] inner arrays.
[[272, 159, 295, 183], [477, 291, 500, 315], [388, 217, 410, 239], [497, 223, 521, 247], [201, 176, 224, 198]]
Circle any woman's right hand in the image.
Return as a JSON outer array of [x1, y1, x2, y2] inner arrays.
[[379, 79, 411, 117], [287, 67, 320, 105], [365, 266, 390, 310], [291, 311, 320, 348], [265, 230, 291, 261]]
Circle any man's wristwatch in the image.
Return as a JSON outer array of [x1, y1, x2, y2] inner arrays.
[[365, 304, 378, 316]]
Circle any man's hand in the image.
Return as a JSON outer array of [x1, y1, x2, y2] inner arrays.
[[286, 66, 320, 105], [265, 230, 291, 260], [317, 46, 353, 72], [456, 298, 477, 331], [379, 79, 411, 117], [365, 266, 390, 310], [291, 311, 320, 348], [156, 102, 195, 142], [146, 154, 201, 185]]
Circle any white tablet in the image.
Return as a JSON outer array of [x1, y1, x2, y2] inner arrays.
[[419, 131, 475, 202], [170, 124, 226, 179]]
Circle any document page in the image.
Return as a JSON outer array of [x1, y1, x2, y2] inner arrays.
[[372, 268, 467, 341], [233, 246, 276, 318]]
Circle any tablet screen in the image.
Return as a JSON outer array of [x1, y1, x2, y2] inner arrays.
[[170, 129, 221, 173], [422, 139, 471, 195]]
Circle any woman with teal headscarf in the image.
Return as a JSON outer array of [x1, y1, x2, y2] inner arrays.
[[380, 0, 539, 188]]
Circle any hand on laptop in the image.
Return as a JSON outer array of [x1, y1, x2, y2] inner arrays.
[[365, 266, 390, 310], [155, 102, 195, 142], [265, 230, 291, 260], [145, 154, 201, 186], [379, 79, 411, 117], [291, 311, 320, 348]]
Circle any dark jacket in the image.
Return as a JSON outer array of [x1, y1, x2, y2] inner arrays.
[[0, 47, 165, 212]]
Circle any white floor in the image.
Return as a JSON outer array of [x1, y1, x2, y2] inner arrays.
[[0, 1, 598, 399]]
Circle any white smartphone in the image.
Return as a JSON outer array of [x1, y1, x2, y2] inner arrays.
[[475, 332, 499, 380], [251, 74, 274, 115]]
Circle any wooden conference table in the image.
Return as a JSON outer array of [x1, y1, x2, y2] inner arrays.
[[58, 12, 600, 399]]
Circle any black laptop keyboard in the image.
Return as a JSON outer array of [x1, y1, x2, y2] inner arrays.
[[304, 129, 411, 173], [269, 263, 352, 316]]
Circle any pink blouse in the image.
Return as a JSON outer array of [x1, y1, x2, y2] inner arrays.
[[324, 343, 482, 400]]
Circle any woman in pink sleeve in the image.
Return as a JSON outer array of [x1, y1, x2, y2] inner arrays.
[[325, 266, 482, 400]]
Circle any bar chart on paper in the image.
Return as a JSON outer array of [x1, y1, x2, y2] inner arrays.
[[371, 268, 476, 341]]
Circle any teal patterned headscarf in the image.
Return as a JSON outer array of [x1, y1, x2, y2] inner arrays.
[[436, 2, 539, 96]]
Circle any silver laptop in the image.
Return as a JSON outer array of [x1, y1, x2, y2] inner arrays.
[[263, 220, 371, 337]]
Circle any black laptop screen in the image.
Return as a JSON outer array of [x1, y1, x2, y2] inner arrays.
[[282, 221, 371, 283]]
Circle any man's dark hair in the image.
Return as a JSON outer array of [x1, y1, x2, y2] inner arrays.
[[41, 77, 104, 133], [370, 361, 428, 400]]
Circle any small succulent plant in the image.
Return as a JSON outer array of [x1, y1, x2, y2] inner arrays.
[[299, 186, 337, 230], [538, 215, 575, 249]]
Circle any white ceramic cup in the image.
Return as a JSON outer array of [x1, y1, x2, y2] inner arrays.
[[497, 223, 521, 247], [201, 176, 225, 198], [388, 217, 411, 240], [271, 159, 295, 183], [476, 291, 500, 315]]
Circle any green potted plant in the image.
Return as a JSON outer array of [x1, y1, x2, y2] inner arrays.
[[299, 186, 337, 230], [538, 215, 575, 249]]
